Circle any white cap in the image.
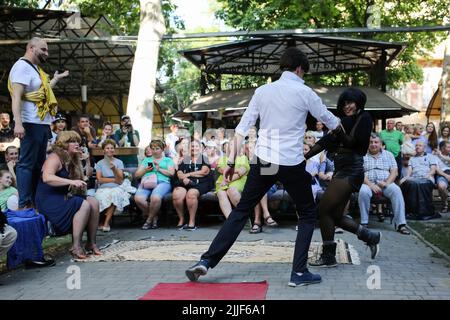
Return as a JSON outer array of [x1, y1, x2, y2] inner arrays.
[[205, 141, 217, 148]]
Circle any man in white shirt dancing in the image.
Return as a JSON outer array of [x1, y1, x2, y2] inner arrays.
[[185, 47, 341, 287]]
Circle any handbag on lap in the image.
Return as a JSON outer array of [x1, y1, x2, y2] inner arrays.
[[141, 174, 158, 190]]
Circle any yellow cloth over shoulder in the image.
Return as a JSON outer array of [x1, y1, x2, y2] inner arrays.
[[8, 66, 58, 121]]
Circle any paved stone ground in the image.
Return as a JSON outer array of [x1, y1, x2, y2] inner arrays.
[[0, 215, 449, 300]]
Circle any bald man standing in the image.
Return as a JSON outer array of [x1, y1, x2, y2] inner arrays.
[[8, 37, 69, 209]]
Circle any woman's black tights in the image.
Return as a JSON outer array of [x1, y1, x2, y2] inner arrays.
[[317, 178, 360, 242]]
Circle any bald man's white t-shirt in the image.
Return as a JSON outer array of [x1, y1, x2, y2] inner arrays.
[[9, 59, 53, 125]]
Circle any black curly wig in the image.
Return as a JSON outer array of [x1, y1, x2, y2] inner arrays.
[[336, 88, 367, 117]]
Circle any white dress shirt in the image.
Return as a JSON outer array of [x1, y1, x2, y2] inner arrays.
[[235, 71, 340, 165]]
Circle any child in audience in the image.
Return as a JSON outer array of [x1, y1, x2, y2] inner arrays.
[[0, 170, 18, 211]]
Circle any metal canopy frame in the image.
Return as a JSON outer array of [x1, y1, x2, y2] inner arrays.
[[181, 34, 406, 77], [183, 86, 418, 119], [0, 6, 162, 119]]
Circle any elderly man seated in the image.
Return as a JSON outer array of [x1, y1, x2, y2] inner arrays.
[[433, 140, 450, 213], [358, 133, 409, 234], [400, 140, 439, 220]]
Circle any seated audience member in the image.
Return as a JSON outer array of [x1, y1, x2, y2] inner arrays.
[[0, 210, 17, 260], [71, 114, 97, 149], [401, 124, 416, 157], [95, 122, 119, 148], [215, 127, 226, 153], [173, 137, 189, 170], [114, 115, 140, 168], [204, 140, 220, 170], [412, 122, 437, 154], [314, 121, 327, 140], [94, 140, 130, 232], [304, 131, 324, 164], [0, 170, 18, 211], [438, 125, 450, 144], [220, 139, 230, 158], [250, 185, 279, 234], [0, 113, 20, 165], [243, 137, 278, 233], [71, 115, 95, 178], [380, 119, 404, 178], [135, 140, 175, 230], [35, 131, 101, 259], [400, 141, 438, 220], [424, 122, 439, 153], [172, 139, 213, 230], [318, 151, 334, 189], [165, 123, 179, 158], [411, 123, 425, 146], [0, 146, 19, 183], [303, 143, 322, 200], [144, 145, 153, 157], [49, 113, 67, 146], [358, 133, 409, 234], [395, 121, 403, 132], [215, 139, 249, 219], [400, 154, 410, 180], [0, 113, 15, 141], [434, 140, 450, 213], [193, 130, 202, 142]]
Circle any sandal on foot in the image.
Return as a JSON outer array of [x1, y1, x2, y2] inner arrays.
[[249, 223, 262, 234], [151, 221, 159, 229], [85, 244, 102, 256], [142, 221, 152, 230], [264, 215, 278, 227], [397, 225, 410, 235], [70, 248, 87, 260]]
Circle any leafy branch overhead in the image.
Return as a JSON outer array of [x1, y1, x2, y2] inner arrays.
[[215, 0, 450, 88]]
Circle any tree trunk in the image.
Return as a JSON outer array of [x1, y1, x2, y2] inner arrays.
[[442, 36, 450, 123], [126, 0, 165, 148]]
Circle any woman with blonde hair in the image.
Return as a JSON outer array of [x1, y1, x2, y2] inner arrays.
[[304, 130, 325, 163], [401, 124, 416, 156], [215, 139, 249, 219], [172, 139, 213, 230], [94, 139, 130, 232], [35, 131, 101, 259], [135, 139, 175, 229]]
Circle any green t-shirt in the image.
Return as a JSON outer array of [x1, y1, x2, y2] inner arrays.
[[0, 186, 18, 211], [380, 129, 403, 157], [140, 156, 175, 183]]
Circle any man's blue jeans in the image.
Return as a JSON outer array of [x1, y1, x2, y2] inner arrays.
[[16, 123, 51, 208]]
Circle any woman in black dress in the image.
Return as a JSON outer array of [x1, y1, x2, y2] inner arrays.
[[172, 139, 214, 230], [305, 88, 381, 267]]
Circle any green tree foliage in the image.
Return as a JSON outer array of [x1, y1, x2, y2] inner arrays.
[[215, 0, 450, 88], [6, 0, 190, 121], [3, 0, 40, 6]]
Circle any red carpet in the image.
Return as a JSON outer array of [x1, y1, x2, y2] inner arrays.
[[139, 281, 268, 300]]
